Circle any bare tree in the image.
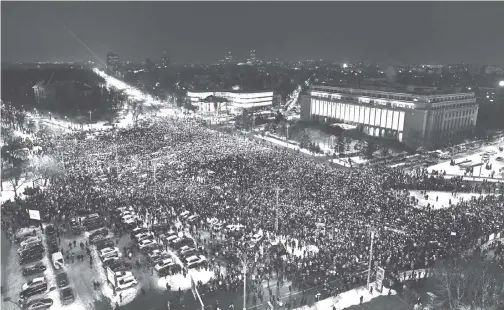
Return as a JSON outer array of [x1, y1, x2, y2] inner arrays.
[[429, 257, 504, 310], [31, 155, 63, 186]]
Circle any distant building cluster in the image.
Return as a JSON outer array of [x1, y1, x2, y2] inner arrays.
[[301, 84, 479, 149]]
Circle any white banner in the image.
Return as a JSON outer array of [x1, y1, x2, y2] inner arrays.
[[28, 210, 41, 221]]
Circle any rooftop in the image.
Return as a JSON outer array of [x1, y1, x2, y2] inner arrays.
[[314, 82, 468, 96]]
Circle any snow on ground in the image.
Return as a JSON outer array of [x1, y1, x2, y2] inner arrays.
[[0, 179, 43, 204], [272, 235, 319, 258], [409, 190, 490, 210], [255, 135, 325, 157], [157, 268, 215, 291], [89, 244, 140, 308], [294, 282, 396, 310], [427, 141, 504, 180]]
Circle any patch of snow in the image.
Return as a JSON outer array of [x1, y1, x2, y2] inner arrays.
[[156, 268, 215, 291], [409, 190, 490, 210]]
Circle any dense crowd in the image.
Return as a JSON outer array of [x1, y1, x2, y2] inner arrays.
[[2, 116, 504, 300]]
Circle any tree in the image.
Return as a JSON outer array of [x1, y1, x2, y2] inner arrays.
[[296, 129, 311, 149], [31, 155, 63, 186], [363, 136, 379, 158], [428, 257, 504, 310]]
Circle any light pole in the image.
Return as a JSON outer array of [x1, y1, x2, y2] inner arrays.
[[286, 123, 290, 140], [89, 110, 92, 123], [367, 228, 377, 290], [275, 187, 282, 233], [243, 254, 247, 310]]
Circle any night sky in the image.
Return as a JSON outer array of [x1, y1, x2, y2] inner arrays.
[[2, 1, 504, 65]]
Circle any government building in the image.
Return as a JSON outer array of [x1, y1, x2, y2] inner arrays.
[[300, 84, 479, 149]]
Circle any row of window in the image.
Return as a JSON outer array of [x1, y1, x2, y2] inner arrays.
[[445, 109, 475, 119], [443, 117, 474, 131], [311, 86, 474, 103], [310, 99, 405, 132]]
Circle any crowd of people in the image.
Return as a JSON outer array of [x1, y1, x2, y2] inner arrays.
[[2, 115, 504, 303]]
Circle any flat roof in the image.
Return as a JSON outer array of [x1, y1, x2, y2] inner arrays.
[[313, 83, 469, 96]]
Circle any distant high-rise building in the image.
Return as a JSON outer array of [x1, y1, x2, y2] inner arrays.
[[224, 52, 233, 64], [161, 50, 170, 67], [106, 51, 120, 71], [249, 49, 256, 63]]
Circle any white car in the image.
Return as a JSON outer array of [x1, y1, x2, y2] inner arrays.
[[22, 277, 46, 290], [103, 254, 122, 263], [116, 275, 138, 290], [180, 246, 196, 256], [135, 232, 154, 242], [20, 236, 41, 248], [138, 239, 157, 249], [154, 258, 174, 271], [165, 235, 179, 243], [99, 247, 119, 258], [186, 255, 206, 269], [115, 271, 133, 280]]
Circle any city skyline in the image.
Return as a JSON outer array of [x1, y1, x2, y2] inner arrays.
[[2, 1, 504, 66]]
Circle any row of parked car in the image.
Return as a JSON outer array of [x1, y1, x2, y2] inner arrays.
[[84, 212, 140, 291], [15, 225, 74, 310]]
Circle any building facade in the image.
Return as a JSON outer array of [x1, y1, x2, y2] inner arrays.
[[106, 52, 120, 71], [187, 90, 274, 114], [300, 84, 479, 149]]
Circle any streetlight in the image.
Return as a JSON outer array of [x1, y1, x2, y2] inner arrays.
[[366, 228, 377, 290], [499, 80, 504, 87], [88, 110, 92, 123]]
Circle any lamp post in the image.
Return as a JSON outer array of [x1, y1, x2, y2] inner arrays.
[[88, 110, 92, 123], [367, 228, 377, 290]]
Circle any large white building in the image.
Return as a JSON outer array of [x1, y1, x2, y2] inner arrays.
[[187, 90, 274, 114], [300, 84, 479, 149]]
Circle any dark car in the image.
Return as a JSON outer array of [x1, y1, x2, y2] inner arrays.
[[95, 239, 115, 251], [22, 263, 46, 277], [20, 282, 47, 299], [102, 257, 121, 269], [24, 298, 53, 310], [44, 225, 56, 236], [20, 252, 44, 266], [109, 261, 133, 272], [59, 287, 75, 305], [20, 245, 45, 257], [89, 228, 108, 241], [84, 219, 105, 231], [69, 219, 81, 235], [174, 237, 195, 249], [130, 227, 148, 239], [56, 273, 69, 288]]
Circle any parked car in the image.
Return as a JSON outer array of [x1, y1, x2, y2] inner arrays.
[[15, 227, 37, 243], [102, 257, 121, 269], [56, 273, 69, 288], [99, 247, 119, 259], [20, 277, 47, 299], [20, 252, 44, 266], [116, 276, 138, 290], [154, 258, 175, 271], [138, 239, 157, 250], [130, 227, 148, 239], [186, 255, 207, 269], [59, 287, 75, 305], [24, 298, 53, 310], [114, 271, 133, 280], [20, 236, 42, 248], [109, 260, 133, 272], [18, 242, 44, 255], [89, 228, 108, 241], [96, 239, 115, 251], [22, 263, 46, 277]]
